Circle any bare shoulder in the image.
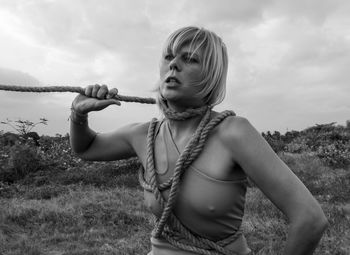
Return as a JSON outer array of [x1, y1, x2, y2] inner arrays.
[[97, 121, 151, 149], [87, 121, 151, 161], [117, 121, 150, 147], [214, 113, 267, 161], [216, 114, 256, 143], [120, 121, 150, 136]]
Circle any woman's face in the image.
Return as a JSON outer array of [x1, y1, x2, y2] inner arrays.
[[159, 44, 205, 108]]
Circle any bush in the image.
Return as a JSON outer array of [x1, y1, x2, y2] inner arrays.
[[316, 142, 350, 168], [0, 144, 44, 183], [285, 137, 310, 153], [39, 135, 82, 168], [58, 160, 141, 188], [271, 123, 350, 168]]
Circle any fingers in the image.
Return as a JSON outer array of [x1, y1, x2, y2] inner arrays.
[[85, 85, 93, 96], [84, 84, 118, 100], [97, 84, 108, 99], [106, 88, 118, 99], [91, 84, 100, 98], [75, 85, 120, 113]]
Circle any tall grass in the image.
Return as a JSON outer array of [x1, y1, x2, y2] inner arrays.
[[0, 145, 349, 254], [1, 185, 152, 255]]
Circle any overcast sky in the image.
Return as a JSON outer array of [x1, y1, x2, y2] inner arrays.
[[0, 0, 349, 136]]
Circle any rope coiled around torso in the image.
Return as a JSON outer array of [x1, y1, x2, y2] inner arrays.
[[139, 109, 243, 255]]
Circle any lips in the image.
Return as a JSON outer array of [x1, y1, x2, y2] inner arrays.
[[165, 76, 181, 84]]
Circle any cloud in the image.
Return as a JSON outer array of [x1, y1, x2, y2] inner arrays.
[[218, 1, 350, 131], [0, 68, 74, 128], [186, 0, 270, 26], [0, 0, 165, 93], [267, 0, 345, 25], [0, 0, 349, 135], [0, 68, 41, 86]]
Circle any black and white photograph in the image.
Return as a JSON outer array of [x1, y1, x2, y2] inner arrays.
[[0, 0, 349, 254]]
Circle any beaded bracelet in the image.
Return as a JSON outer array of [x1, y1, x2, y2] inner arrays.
[[70, 107, 88, 125]]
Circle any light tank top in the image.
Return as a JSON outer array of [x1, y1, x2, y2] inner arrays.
[[144, 120, 251, 254]]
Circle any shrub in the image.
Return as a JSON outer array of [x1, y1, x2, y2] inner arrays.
[[58, 160, 140, 188], [316, 142, 350, 168], [0, 117, 47, 136], [39, 136, 82, 168], [0, 144, 44, 183], [262, 131, 285, 153], [285, 137, 310, 153]]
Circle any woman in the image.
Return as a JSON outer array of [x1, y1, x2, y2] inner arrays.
[[70, 26, 328, 255]]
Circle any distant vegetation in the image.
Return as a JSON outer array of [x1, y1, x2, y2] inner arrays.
[[1, 117, 48, 136], [0, 120, 349, 254], [262, 121, 350, 168]]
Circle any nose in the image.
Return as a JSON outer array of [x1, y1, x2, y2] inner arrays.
[[169, 57, 181, 71]]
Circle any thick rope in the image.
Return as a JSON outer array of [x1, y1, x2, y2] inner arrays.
[[0, 84, 156, 104], [158, 97, 210, 120], [139, 109, 243, 255], [0, 83, 242, 254]]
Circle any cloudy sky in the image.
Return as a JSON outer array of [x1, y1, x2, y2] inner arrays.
[[0, 0, 349, 136]]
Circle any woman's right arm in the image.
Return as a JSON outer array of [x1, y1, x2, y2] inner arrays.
[[70, 84, 143, 161]]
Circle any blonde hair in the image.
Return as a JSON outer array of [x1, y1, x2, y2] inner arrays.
[[157, 26, 228, 107]]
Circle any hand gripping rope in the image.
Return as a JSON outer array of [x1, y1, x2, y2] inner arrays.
[[0, 84, 156, 104], [0, 84, 241, 255]]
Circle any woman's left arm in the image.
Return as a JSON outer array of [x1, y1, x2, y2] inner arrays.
[[221, 116, 328, 255]]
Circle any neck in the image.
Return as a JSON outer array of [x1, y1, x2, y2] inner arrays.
[[166, 101, 187, 113], [159, 99, 212, 140], [166, 113, 205, 139], [159, 99, 210, 121], [166, 99, 205, 112]]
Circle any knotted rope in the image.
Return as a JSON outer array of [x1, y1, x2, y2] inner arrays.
[[158, 98, 210, 120], [1, 84, 242, 254], [139, 108, 242, 255], [0, 84, 156, 104]]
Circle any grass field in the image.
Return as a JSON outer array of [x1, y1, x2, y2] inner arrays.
[[0, 151, 349, 255]]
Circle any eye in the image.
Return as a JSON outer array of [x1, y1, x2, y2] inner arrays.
[[164, 53, 174, 61], [183, 54, 199, 63]]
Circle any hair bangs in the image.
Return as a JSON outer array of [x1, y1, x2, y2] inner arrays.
[[163, 27, 205, 58]]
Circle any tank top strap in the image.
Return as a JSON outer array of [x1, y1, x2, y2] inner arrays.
[[154, 118, 165, 137], [153, 118, 178, 177]]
